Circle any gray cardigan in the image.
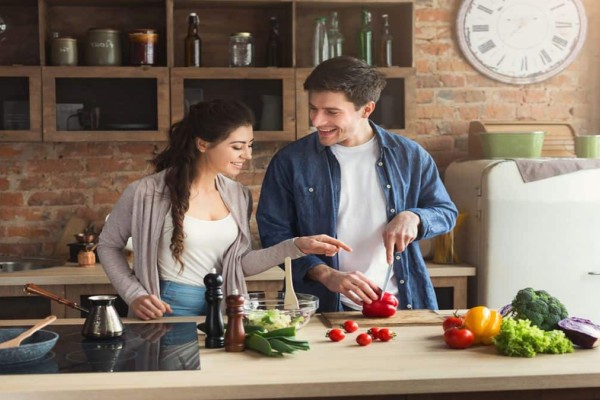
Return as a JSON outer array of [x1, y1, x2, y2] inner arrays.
[[97, 170, 303, 316]]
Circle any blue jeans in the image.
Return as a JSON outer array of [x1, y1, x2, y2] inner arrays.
[[160, 280, 207, 316]]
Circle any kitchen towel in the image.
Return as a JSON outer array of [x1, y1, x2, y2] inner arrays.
[[514, 158, 600, 183]]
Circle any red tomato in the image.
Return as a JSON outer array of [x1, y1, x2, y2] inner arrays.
[[356, 333, 372, 346], [367, 327, 380, 339], [326, 328, 346, 342], [443, 327, 475, 349], [442, 316, 464, 332], [343, 320, 359, 333], [376, 328, 396, 342]]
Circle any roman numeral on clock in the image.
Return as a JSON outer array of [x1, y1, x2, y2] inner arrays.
[[472, 24, 489, 32], [521, 57, 528, 71], [552, 35, 568, 50], [555, 21, 573, 28], [478, 40, 496, 53], [476, 5, 494, 14], [539, 49, 552, 65]]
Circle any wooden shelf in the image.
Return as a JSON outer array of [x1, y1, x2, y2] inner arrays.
[[0, 0, 415, 142], [42, 66, 170, 142], [0, 66, 42, 141]]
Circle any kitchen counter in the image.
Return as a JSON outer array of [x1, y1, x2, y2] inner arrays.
[[0, 316, 599, 400], [0, 263, 476, 317]]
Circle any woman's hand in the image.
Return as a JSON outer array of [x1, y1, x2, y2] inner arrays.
[[131, 294, 173, 321], [294, 234, 352, 257]]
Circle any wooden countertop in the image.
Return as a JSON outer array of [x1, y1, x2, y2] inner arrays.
[[0, 316, 599, 400], [0, 262, 475, 286]]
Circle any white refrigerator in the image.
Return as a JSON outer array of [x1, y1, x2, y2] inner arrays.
[[444, 159, 600, 321]]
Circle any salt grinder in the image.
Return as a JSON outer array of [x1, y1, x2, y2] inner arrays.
[[225, 289, 246, 352], [203, 268, 225, 348]]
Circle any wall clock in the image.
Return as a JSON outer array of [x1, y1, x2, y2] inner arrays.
[[456, 0, 588, 85]]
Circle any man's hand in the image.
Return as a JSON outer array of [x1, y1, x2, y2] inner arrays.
[[131, 294, 173, 320], [307, 265, 380, 306], [383, 211, 420, 264], [294, 234, 352, 257]]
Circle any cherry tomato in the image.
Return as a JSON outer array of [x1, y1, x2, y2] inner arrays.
[[356, 333, 372, 346], [442, 315, 464, 332], [443, 327, 475, 349], [326, 328, 346, 342], [342, 320, 359, 333], [376, 328, 396, 342], [367, 327, 380, 339]]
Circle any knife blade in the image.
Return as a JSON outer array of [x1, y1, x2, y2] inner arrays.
[[380, 262, 394, 300]]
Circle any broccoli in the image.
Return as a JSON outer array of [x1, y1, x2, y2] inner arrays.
[[507, 288, 568, 331]]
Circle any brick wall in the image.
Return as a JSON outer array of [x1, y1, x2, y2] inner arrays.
[[1, 0, 599, 257]]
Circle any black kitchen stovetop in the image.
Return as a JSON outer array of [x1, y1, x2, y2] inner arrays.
[[0, 322, 200, 375]]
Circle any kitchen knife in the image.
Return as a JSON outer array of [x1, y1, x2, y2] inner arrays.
[[380, 263, 393, 300]]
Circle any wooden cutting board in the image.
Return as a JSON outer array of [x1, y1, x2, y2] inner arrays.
[[320, 310, 444, 328]]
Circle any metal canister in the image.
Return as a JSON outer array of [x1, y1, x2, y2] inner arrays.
[[85, 28, 121, 66], [50, 37, 78, 66], [229, 32, 254, 67]]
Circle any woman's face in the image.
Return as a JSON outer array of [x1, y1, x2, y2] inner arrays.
[[198, 125, 254, 177]]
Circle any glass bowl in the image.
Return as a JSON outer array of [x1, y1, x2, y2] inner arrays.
[[243, 292, 319, 330]]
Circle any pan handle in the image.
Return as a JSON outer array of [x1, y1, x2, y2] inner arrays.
[[24, 283, 89, 313]]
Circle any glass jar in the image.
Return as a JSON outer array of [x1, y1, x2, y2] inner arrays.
[[229, 32, 254, 67], [129, 29, 158, 66]]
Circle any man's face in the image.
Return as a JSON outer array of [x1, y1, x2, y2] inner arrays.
[[308, 91, 370, 147]]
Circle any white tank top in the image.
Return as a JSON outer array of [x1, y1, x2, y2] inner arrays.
[[331, 137, 399, 310], [157, 211, 238, 286]]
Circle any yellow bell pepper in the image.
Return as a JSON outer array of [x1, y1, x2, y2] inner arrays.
[[463, 306, 502, 345]]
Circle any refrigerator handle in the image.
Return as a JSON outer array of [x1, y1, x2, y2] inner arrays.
[[588, 272, 600, 275]]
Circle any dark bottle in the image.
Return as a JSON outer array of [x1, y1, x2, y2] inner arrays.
[[185, 12, 202, 67], [203, 268, 224, 348], [357, 9, 373, 66], [225, 289, 246, 352], [266, 16, 282, 67]]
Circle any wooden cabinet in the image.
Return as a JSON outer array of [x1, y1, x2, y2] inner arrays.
[[0, 0, 415, 142]]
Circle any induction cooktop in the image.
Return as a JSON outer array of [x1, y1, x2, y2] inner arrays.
[[0, 322, 200, 375]]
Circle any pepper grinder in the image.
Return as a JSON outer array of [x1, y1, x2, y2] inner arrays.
[[225, 289, 246, 352], [203, 268, 224, 348]]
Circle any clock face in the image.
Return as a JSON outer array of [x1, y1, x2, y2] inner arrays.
[[457, 0, 588, 84]]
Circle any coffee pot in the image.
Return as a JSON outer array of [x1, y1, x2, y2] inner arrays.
[[67, 106, 100, 130], [24, 283, 124, 339]]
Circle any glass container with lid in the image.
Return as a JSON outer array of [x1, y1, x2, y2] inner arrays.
[[129, 29, 158, 66], [229, 32, 254, 67]]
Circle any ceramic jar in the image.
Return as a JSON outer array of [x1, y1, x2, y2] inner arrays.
[[85, 28, 121, 66], [50, 37, 78, 66]]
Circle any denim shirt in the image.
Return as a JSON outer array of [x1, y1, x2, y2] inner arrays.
[[256, 122, 458, 312]]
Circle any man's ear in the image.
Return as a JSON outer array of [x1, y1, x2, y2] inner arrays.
[[362, 101, 376, 118]]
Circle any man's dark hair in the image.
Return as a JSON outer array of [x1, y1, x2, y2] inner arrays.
[[303, 56, 387, 109]]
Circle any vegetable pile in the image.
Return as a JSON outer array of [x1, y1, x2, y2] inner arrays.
[[441, 306, 501, 349], [504, 288, 569, 331], [493, 318, 573, 357], [245, 309, 304, 331], [326, 320, 397, 347], [244, 326, 310, 357]]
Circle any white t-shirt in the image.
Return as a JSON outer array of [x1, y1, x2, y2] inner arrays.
[[330, 137, 399, 310], [157, 211, 238, 286]]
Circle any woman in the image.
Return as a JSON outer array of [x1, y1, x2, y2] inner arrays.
[[98, 99, 350, 320]]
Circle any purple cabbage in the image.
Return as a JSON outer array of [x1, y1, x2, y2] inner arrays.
[[558, 317, 600, 349]]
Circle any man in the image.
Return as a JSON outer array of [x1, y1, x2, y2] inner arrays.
[[256, 56, 457, 312]]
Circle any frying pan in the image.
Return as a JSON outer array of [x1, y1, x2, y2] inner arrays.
[[0, 328, 59, 365]]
